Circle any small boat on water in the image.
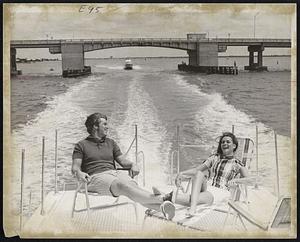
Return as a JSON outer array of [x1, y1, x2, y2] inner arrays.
[[124, 59, 133, 70]]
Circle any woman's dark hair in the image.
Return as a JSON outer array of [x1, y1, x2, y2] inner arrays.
[[85, 113, 107, 134], [216, 132, 239, 155]]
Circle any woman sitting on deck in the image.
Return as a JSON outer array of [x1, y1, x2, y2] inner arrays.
[[156, 132, 249, 216]]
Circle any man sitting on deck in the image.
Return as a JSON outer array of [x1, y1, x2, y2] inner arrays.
[[71, 112, 175, 220]]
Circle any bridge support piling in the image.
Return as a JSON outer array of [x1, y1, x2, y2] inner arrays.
[[185, 42, 219, 71], [187, 49, 198, 66], [249, 50, 254, 67], [244, 45, 267, 72], [258, 50, 263, 67], [61, 43, 91, 78], [10, 48, 22, 76]]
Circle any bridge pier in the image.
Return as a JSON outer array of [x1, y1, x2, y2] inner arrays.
[[187, 49, 198, 66], [186, 42, 218, 69], [61, 43, 91, 78], [244, 45, 268, 71], [179, 41, 240, 74], [180, 41, 240, 75], [10, 48, 22, 76]]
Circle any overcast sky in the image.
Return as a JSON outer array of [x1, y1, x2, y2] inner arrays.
[[7, 3, 295, 58]]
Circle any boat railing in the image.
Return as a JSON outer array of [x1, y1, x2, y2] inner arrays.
[[54, 130, 58, 194], [20, 149, 25, 230], [41, 136, 45, 216], [170, 150, 179, 185], [137, 151, 146, 187], [18, 123, 282, 233]]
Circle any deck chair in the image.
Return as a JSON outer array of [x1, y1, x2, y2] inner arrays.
[[175, 137, 255, 209], [71, 166, 138, 222], [235, 137, 254, 169], [143, 137, 255, 231], [227, 195, 291, 231]]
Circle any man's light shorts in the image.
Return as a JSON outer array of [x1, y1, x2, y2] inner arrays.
[[87, 170, 137, 197]]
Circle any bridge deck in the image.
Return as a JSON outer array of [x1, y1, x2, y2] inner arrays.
[[11, 38, 291, 49]]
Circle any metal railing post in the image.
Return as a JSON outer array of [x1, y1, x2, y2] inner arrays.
[[274, 131, 280, 197], [20, 149, 25, 232], [140, 151, 145, 187], [255, 125, 259, 188], [142, 153, 145, 187], [135, 125, 138, 165], [176, 125, 180, 174], [54, 129, 58, 193], [29, 191, 32, 215], [41, 137, 45, 215], [171, 150, 178, 185], [232, 125, 235, 134], [170, 152, 174, 185]]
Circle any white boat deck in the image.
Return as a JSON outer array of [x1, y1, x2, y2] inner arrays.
[[22, 190, 146, 238], [20, 186, 291, 238]]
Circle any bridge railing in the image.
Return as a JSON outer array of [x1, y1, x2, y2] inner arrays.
[[74, 38, 190, 42], [11, 38, 291, 42], [70, 38, 291, 43], [11, 40, 63, 45], [209, 38, 291, 43], [10, 38, 291, 46]]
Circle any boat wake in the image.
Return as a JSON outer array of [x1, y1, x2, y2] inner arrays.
[[115, 75, 171, 188]]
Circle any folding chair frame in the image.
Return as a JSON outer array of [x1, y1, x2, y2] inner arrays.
[[71, 180, 138, 222], [226, 194, 291, 231]]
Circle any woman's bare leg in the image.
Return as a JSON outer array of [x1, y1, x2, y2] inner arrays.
[[188, 170, 206, 214], [175, 191, 213, 207], [200, 176, 207, 192]]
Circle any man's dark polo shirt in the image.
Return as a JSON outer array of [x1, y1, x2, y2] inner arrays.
[[72, 135, 122, 176]]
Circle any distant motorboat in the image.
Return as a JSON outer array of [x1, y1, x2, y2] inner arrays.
[[124, 59, 133, 70]]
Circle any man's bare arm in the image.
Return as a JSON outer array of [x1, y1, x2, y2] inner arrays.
[[180, 163, 209, 176], [115, 155, 140, 177], [72, 158, 91, 182], [115, 154, 134, 168]]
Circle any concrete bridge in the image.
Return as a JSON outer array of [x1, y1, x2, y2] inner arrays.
[[10, 34, 291, 76]]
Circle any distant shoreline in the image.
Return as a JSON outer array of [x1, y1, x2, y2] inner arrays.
[[85, 54, 291, 60], [17, 55, 291, 61], [219, 54, 291, 58]]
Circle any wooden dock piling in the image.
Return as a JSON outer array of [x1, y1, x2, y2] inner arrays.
[[178, 64, 238, 75]]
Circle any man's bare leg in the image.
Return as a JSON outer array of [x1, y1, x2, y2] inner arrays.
[[110, 180, 164, 211], [111, 180, 176, 219]]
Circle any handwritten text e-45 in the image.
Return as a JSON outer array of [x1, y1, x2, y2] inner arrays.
[[79, 5, 103, 14]]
